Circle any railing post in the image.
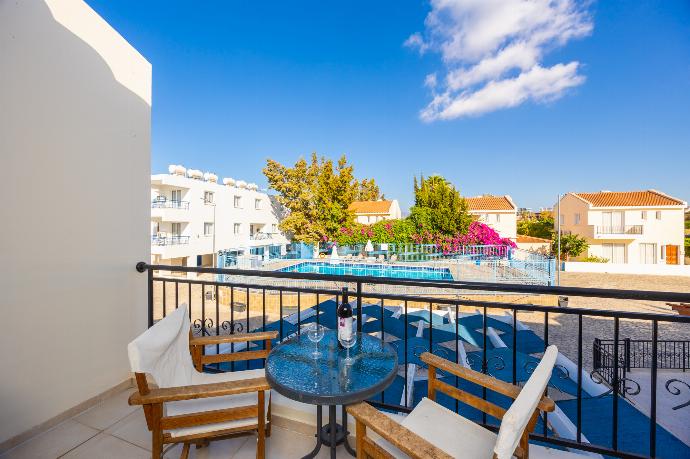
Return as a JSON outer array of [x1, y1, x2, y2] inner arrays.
[[624, 338, 631, 372], [147, 266, 153, 328], [356, 281, 362, 332]]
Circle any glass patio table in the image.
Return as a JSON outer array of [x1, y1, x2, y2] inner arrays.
[[266, 330, 397, 459]]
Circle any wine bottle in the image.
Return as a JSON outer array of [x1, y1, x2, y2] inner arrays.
[[337, 287, 353, 348]]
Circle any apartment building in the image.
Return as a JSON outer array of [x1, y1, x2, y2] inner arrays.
[[348, 199, 402, 224], [557, 190, 686, 265], [465, 195, 518, 241], [151, 165, 288, 267]]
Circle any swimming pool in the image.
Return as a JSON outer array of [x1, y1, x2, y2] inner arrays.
[[278, 261, 454, 281]]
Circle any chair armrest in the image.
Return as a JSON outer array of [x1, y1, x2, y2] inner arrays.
[[347, 402, 453, 459], [189, 330, 278, 346], [128, 377, 269, 405], [421, 353, 555, 412]]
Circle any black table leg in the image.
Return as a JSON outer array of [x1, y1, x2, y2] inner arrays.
[[302, 405, 323, 459], [329, 405, 337, 459], [304, 404, 355, 458], [342, 405, 356, 457]]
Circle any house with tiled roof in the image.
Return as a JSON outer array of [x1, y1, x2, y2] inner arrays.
[[557, 190, 687, 265], [465, 195, 517, 241], [348, 199, 402, 224]]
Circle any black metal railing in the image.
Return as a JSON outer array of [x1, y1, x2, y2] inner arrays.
[[595, 225, 643, 235], [151, 199, 190, 210], [595, 338, 689, 372], [135, 262, 690, 459]]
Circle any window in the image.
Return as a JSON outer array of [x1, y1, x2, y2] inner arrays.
[[233, 223, 241, 234], [495, 214, 501, 223], [204, 191, 214, 204], [655, 211, 662, 220], [255, 198, 261, 210], [602, 243, 626, 264], [171, 190, 182, 203], [574, 213, 581, 225], [641, 211, 647, 220], [271, 224, 278, 233], [171, 223, 181, 236], [661, 246, 666, 260], [204, 222, 213, 236], [234, 196, 242, 208], [559, 214, 565, 225], [639, 243, 656, 264]]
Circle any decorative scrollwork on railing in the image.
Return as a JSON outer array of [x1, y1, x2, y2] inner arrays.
[[192, 318, 214, 336], [590, 370, 641, 397], [465, 354, 505, 378], [221, 321, 244, 334], [665, 379, 690, 410], [524, 361, 570, 380]]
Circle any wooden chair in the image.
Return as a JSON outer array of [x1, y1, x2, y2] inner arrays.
[[348, 346, 559, 459], [128, 305, 277, 459]]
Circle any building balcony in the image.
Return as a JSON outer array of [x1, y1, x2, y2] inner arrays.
[[594, 225, 643, 238], [151, 199, 190, 222], [4, 264, 690, 459], [151, 199, 189, 209], [250, 232, 273, 241], [151, 235, 190, 246]]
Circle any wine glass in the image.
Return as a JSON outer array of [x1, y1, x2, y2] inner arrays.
[[306, 323, 325, 358], [339, 324, 357, 365]]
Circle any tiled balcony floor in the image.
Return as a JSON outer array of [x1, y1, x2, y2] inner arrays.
[[0, 387, 347, 458]]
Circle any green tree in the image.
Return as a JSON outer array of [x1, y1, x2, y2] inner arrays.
[[263, 153, 381, 243], [552, 233, 589, 261], [409, 175, 472, 235], [517, 214, 555, 239]]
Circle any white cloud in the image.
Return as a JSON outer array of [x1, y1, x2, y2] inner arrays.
[[407, 0, 593, 121]]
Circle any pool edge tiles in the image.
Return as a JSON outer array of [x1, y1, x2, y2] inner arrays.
[[277, 261, 454, 281]]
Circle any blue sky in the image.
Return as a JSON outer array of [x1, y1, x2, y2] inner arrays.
[[86, 1, 690, 212]]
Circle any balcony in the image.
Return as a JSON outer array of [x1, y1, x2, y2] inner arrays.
[[151, 198, 189, 209], [250, 232, 273, 241], [151, 235, 190, 246], [594, 225, 643, 238], [132, 263, 690, 459], [151, 199, 190, 223]]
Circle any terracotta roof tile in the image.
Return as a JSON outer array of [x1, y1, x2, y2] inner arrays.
[[572, 190, 685, 207], [465, 195, 515, 211], [517, 235, 551, 244], [348, 200, 393, 214]]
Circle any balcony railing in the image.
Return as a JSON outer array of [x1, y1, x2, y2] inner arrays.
[[595, 225, 643, 235], [151, 235, 190, 245], [250, 232, 272, 241], [151, 199, 189, 210], [136, 262, 690, 459]]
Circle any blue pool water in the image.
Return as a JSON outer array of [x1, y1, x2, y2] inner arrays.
[[278, 261, 453, 281]]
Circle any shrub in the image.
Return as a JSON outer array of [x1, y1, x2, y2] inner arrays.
[[582, 255, 609, 263]]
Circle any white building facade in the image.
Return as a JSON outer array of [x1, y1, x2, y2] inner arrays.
[[557, 190, 686, 265], [348, 200, 402, 224], [466, 195, 518, 241], [151, 166, 288, 267]]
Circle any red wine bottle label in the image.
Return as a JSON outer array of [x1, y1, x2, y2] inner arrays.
[[338, 317, 353, 341]]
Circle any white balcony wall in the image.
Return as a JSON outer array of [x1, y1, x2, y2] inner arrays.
[[0, 0, 150, 448]]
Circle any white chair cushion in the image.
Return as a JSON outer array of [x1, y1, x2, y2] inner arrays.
[[166, 369, 269, 438], [493, 345, 558, 459], [374, 398, 497, 459], [127, 306, 195, 388]]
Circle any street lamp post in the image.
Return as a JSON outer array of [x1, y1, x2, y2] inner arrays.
[[557, 193, 561, 286]]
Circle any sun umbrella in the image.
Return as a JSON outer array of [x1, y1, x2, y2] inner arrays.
[[365, 240, 374, 252]]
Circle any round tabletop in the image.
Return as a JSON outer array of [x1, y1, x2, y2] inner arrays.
[[265, 330, 398, 406]]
